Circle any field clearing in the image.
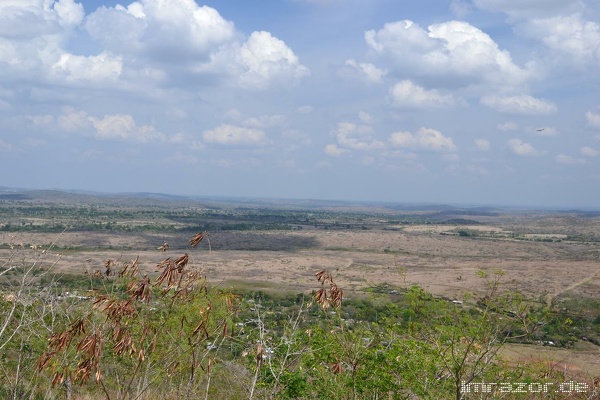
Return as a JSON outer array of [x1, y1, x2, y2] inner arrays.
[[2, 215, 600, 380], [500, 341, 600, 378], [4, 227, 598, 302]]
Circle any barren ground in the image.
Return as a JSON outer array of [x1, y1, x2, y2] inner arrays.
[[2, 217, 600, 376]]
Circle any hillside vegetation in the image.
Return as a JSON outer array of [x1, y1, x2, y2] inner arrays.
[[1, 190, 599, 399]]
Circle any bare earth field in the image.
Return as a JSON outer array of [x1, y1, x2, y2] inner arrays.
[[5, 224, 598, 301], [2, 214, 600, 377]]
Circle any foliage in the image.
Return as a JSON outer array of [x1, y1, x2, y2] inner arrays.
[[1, 232, 598, 399]]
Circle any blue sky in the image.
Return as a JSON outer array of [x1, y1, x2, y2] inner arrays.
[[1, 0, 600, 208]]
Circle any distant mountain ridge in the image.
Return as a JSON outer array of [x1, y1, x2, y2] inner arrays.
[[0, 186, 597, 213]]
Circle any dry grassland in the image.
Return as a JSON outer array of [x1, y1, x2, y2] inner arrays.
[[2, 213, 600, 376]]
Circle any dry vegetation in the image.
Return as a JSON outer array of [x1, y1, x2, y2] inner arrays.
[[1, 190, 600, 398]]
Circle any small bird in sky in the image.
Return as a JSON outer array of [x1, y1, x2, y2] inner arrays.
[[536, 128, 545, 132]]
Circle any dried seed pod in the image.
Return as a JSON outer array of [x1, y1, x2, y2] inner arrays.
[[189, 232, 205, 247], [331, 362, 343, 374], [174, 253, 189, 272]]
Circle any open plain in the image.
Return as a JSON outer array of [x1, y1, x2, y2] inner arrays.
[[1, 190, 600, 379], [5, 216, 598, 304]]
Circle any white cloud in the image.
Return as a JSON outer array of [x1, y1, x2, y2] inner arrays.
[[53, 0, 85, 28], [556, 154, 585, 165], [57, 107, 92, 132], [474, 2, 600, 70], [0, 0, 84, 38], [365, 20, 531, 87], [50, 52, 123, 84], [49, 107, 168, 143], [344, 59, 387, 83], [506, 138, 539, 156], [580, 146, 599, 157], [389, 80, 455, 108], [203, 124, 267, 146], [324, 144, 349, 157], [358, 111, 372, 123], [481, 94, 557, 115], [85, 0, 236, 62], [234, 31, 310, 89], [522, 14, 600, 66], [89, 114, 166, 142], [0, 1, 118, 89], [475, 139, 490, 151], [389, 127, 457, 152], [224, 108, 242, 120], [586, 110, 600, 129], [334, 122, 384, 151], [84, 1, 310, 90]]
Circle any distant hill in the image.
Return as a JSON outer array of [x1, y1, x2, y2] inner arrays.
[[0, 186, 597, 214]]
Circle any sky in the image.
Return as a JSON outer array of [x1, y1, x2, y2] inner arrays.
[[1, 0, 600, 208]]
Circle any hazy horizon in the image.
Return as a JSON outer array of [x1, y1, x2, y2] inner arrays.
[[3, 185, 600, 212]]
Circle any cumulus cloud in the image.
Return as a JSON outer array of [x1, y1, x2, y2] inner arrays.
[[0, 0, 84, 38], [50, 52, 123, 84], [481, 94, 557, 115], [233, 31, 310, 89], [0, 1, 123, 88], [389, 80, 456, 108], [0, 0, 308, 92], [57, 107, 92, 132], [85, 0, 236, 62], [89, 114, 165, 142], [324, 144, 349, 157], [365, 20, 531, 87], [474, 2, 600, 70], [333, 122, 384, 151], [521, 14, 600, 66], [389, 127, 457, 152], [506, 138, 539, 156], [344, 59, 387, 83], [203, 124, 268, 146], [39, 107, 169, 143]]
